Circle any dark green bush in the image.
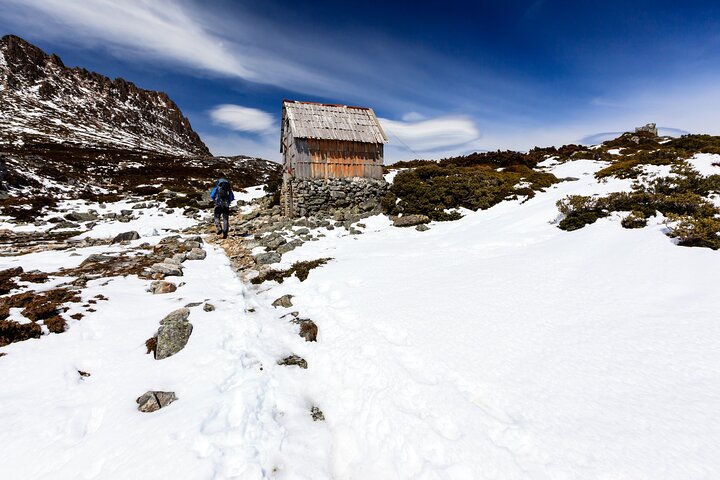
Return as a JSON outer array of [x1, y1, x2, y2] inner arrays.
[[667, 215, 720, 249], [621, 211, 648, 229]]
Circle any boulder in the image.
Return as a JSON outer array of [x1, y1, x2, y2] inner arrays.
[[136, 391, 177, 412], [155, 308, 193, 360], [272, 294, 294, 308], [186, 248, 206, 260], [393, 214, 430, 227], [80, 254, 113, 266], [203, 303, 215, 312], [149, 281, 177, 295], [415, 224, 430, 232], [151, 262, 183, 277], [64, 211, 97, 222], [254, 252, 281, 265], [111, 231, 140, 244]]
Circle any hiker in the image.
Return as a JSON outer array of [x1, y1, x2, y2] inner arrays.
[[210, 178, 234, 238]]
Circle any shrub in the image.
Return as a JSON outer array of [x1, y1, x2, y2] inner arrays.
[[621, 211, 648, 229], [667, 216, 720, 249], [595, 150, 679, 180], [391, 165, 558, 221]]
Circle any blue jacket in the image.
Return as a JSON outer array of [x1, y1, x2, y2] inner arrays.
[[210, 178, 235, 204]]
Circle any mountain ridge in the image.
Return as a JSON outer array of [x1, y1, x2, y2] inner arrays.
[[0, 35, 210, 157]]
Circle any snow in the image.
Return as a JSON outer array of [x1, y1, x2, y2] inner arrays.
[[686, 153, 720, 176], [2, 160, 719, 479]]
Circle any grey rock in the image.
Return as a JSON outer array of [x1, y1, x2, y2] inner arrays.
[[415, 224, 430, 232], [203, 303, 215, 312], [53, 221, 81, 229], [272, 294, 294, 308], [182, 240, 202, 250], [278, 355, 307, 369], [277, 239, 303, 255], [186, 248, 206, 260], [254, 252, 281, 265], [136, 391, 177, 412], [111, 231, 140, 244], [151, 262, 184, 277], [149, 280, 177, 294], [393, 214, 430, 227], [120, 210, 134, 216], [184, 235, 203, 244], [64, 211, 97, 222], [155, 308, 193, 360], [164, 255, 185, 266], [80, 254, 113, 266], [295, 227, 310, 235]]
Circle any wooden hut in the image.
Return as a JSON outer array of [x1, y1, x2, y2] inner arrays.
[[280, 100, 389, 217]]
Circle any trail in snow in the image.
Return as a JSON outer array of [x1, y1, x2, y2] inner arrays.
[[0, 193, 330, 479]]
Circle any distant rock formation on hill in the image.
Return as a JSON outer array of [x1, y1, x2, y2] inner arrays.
[[0, 35, 210, 157]]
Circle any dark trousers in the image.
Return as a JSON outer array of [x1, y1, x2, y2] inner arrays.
[[214, 205, 230, 235]]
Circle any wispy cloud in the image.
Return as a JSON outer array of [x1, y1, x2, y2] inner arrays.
[[210, 105, 275, 134], [1, 0, 254, 78], [379, 116, 480, 152]]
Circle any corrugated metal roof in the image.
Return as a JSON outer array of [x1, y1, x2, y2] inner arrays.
[[283, 100, 388, 144]]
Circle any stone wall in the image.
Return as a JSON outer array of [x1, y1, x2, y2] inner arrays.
[[282, 177, 388, 218]]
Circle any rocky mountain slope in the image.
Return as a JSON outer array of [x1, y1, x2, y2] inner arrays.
[[0, 35, 209, 157]]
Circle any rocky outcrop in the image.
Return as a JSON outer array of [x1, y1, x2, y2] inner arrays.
[[0, 35, 209, 157], [155, 308, 193, 359]]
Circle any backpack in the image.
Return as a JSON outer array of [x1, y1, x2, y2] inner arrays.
[[215, 180, 231, 207]]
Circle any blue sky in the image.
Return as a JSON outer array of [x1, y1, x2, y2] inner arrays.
[[1, 0, 719, 162]]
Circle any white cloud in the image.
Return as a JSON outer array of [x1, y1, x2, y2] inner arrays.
[[379, 116, 480, 152], [210, 104, 275, 134], [401, 112, 426, 122], [1, 0, 255, 79]]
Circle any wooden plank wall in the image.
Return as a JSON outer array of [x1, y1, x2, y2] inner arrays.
[[291, 139, 383, 179]]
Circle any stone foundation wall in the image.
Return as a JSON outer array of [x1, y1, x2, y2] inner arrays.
[[282, 177, 388, 218]]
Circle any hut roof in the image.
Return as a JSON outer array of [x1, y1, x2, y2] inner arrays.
[[282, 100, 388, 144]]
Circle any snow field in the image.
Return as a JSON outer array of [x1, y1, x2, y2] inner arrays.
[[266, 159, 720, 479], [2, 161, 720, 479]]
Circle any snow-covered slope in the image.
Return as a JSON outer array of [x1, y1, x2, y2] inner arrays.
[[1, 159, 719, 479], [0, 35, 209, 157]]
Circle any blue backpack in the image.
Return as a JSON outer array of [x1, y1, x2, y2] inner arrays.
[[215, 179, 231, 207]]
